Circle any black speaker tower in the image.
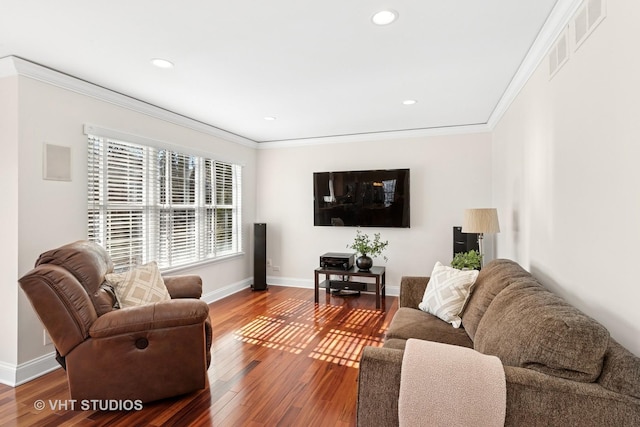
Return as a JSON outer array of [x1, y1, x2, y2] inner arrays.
[[453, 226, 479, 257], [253, 223, 268, 291]]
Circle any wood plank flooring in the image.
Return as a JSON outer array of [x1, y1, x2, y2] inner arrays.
[[0, 285, 398, 426]]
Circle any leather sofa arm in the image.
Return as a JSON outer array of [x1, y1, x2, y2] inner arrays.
[[89, 299, 209, 338], [357, 346, 404, 427], [163, 275, 203, 299], [399, 276, 430, 308]]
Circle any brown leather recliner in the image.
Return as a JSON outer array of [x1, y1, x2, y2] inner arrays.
[[18, 241, 213, 403]]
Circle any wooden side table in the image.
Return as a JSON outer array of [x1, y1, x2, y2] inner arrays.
[[314, 266, 386, 310]]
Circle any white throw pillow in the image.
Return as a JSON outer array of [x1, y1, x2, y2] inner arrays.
[[105, 261, 171, 308], [418, 261, 479, 328]]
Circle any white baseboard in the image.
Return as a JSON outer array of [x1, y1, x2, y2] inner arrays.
[[200, 275, 400, 298], [201, 277, 253, 304], [267, 275, 399, 296], [386, 286, 400, 296], [267, 276, 314, 289], [0, 352, 61, 387], [0, 361, 15, 386]]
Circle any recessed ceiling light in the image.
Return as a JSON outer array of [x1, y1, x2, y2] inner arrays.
[[372, 10, 398, 26], [403, 99, 417, 105], [150, 58, 174, 69], [264, 116, 276, 121]]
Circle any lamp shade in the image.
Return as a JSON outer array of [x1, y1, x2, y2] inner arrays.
[[462, 208, 500, 234]]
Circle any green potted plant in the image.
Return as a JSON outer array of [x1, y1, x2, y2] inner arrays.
[[451, 250, 482, 270], [348, 229, 388, 271]]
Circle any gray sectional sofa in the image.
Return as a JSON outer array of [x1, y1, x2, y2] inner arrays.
[[357, 259, 640, 426]]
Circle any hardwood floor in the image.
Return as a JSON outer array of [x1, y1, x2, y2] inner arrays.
[[1, 286, 398, 426]]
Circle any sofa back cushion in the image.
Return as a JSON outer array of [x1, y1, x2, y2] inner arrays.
[[598, 339, 640, 398], [461, 259, 533, 340], [474, 281, 610, 382]]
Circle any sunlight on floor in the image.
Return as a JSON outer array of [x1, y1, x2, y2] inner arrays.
[[234, 316, 315, 354], [310, 329, 383, 367], [233, 299, 385, 367]]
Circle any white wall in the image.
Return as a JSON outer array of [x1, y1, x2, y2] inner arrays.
[[10, 69, 257, 371], [0, 75, 20, 379], [493, 0, 640, 355], [256, 133, 493, 292]]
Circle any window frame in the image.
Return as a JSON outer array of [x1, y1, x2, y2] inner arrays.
[[87, 133, 243, 272]]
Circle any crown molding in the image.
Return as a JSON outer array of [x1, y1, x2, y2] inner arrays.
[[487, 0, 584, 128], [256, 124, 492, 149], [2, 55, 491, 148], [258, 0, 585, 149], [1, 0, 583, 151], [0, 56, 258, 149]]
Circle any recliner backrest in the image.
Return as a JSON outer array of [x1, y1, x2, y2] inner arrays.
[[19, 264, 98, 356], [36, 240, 116, 315]]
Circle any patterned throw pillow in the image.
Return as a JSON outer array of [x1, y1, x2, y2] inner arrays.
[[418, 261, 479, 328], [105, 261, 171, 308]]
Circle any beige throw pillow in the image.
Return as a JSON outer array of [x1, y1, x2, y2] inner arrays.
[[418, 261, 479, 328], [105, 261, 171, 308]]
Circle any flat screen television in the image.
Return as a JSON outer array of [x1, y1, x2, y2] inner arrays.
[[313, 168, 410, 228]]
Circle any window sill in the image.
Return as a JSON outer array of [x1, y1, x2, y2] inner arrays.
[[160, 252, 245, 275]]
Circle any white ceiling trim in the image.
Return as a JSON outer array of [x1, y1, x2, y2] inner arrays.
[[255, 124, 492, 149], [5, 54, 491, 148], [1, 0, 582, 151], [487, 0, 584, 128], [2, 56, 258, 149]]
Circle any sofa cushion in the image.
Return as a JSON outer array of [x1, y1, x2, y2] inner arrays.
[[418, 262, 479, 328], [597, 339, 640, 399], [474, 281, 610, 382], [386, 307, 473, 348], [461, 259, 534, 340]]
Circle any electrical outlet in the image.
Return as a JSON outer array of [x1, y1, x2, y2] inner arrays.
[[43, 330, 52, 346], [267, 259, 272, 267], [273, 266, 280, 272]]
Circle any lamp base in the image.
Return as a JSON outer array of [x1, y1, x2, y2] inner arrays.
[[478, 233, 485, 268]]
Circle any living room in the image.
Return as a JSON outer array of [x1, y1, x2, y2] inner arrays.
[[1, 0, 639, 425]]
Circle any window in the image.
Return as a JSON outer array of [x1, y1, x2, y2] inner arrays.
[[88, 135, 242, 271]]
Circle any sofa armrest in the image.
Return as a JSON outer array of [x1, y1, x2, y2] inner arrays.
[[357, 346, 404, 427], [163, 274, 203, 299], [504, 366, 640, 426], [399, 276, 430, 308], [89, 299, 209, 338]]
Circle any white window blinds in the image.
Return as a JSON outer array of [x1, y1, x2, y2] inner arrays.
[[88, 135, 242, 271]]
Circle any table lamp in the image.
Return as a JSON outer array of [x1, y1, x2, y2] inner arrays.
[[462, 208, 500, 267]]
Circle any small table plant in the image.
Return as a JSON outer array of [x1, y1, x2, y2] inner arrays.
[[348, 229, 388, 271], [451, 250, 482, 270]]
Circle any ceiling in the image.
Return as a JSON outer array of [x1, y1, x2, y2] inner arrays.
[[0, 0, 560, 143]]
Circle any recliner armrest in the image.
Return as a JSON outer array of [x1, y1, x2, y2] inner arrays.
[[89, 299, 209, 338], [163, 275, 203, 299]]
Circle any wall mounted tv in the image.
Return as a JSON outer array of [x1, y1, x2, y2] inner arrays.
[[313, 168, 410, 228]]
